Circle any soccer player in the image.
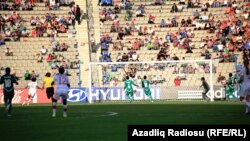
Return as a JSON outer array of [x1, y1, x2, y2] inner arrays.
[[124, 76, 138, 103], [42, 72, 54, 101], [237, 67, 250, 114], [22, 77, 42, 106], [234, 70, 241, 100], [200, 77, 209, 101], [0, 67, 18, 116], [226, 73, 236, 101], [141, 75, 153, 102], [51, 67, 70, 117], [239, 94, 250, 115]]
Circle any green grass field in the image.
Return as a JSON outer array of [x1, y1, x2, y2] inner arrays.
[[0, 101, 250, 141]]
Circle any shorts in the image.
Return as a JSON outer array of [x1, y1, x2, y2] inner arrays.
[[28, 89, 36, 97], [144, 89, 151, 95], [125, 89, 133, 96], [3, 89, 14, 100], [46, 87, 54, 99], [241, 87, 250, 96], [54, 88, 69, 100], [28, 92, 36, 97]]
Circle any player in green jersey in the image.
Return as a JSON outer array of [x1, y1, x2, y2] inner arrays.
[[0, 67, 18, 116], [226, 73, 236, 101], [142, 76, 153, 102], [124, 76, 138, 103]]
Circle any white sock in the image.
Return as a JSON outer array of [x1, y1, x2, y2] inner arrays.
[[52, 102, 57, 114]]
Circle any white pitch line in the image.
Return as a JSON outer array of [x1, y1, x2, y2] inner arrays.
[[95, 112, 118, 117]]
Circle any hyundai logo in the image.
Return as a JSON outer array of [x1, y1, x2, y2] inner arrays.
[[68, 89, 87, 102]]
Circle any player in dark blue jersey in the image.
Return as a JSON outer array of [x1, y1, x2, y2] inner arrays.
[[0, 67, 18, 116]]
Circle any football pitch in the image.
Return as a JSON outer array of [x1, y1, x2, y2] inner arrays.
[[0, 101, 250, 141]]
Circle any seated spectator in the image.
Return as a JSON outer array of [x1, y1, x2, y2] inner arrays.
[[181, 19, 187, 27], [30, 70, 39, 79], [113, 42, 122, 50], [148, 14, 156, 24], [21, 29, 29, 37], [192, 10, 200, 19], [40, 46, 47, 55], [148, 27, 155, 36], [5, 47, 13, 56], [47, 53, 53, 62], [24, 70, 31, 80], [155, 0, 163, 5], [143, 63, 150, 71], [186, 47, 193, 53], [131, 52, 139, 61], [125, 10, 132, 21], [60, 42, 68, 51], [121, 52, 129, 62], [204, 51, 211, 59], [174, 76, 181, 86], [212, 0, 221, 7], [173, 54, 180, 60], [72, 61, 80, 69], [160, 19, 167, 27], [201, 3, 208, 12], [117, 29, 124, 40], [30, 28, 37, 37], [0, 34, 5, 46], [125, 1, 132, 10], [217, 72, 226, 83], [30, 16, 37, 26], [147, 41, 153, 50], [58, 24, 67, 33], [110, 24, 116, 32], [114, 5, 120, 14], [179, 0, 186, 5], [171, 18, 178, 27], [36, 53, 43, 63], [111, 65, 118, 72], [135, 9, 143, 17]]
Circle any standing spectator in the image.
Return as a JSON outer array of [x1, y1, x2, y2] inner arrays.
[[90, 34, 96, 52], [170, 3, 178, 13], [70, 12, 75, 29], [75, 5, 81, 25]]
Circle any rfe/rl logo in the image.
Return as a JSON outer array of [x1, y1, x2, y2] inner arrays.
[[67, 89, 88, 102]]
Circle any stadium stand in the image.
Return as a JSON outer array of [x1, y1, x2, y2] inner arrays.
[[92, 0, 250, 87], [0, 0, 89, 88]]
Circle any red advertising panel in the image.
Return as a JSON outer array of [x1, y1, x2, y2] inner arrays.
[[0, 89, 51, 104]]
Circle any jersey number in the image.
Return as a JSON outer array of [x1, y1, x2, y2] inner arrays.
[[59, 77, 67, 85], [4, 79, 11, 88]]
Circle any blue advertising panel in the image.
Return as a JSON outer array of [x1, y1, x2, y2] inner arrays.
[[67, 87, 160, 103]]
